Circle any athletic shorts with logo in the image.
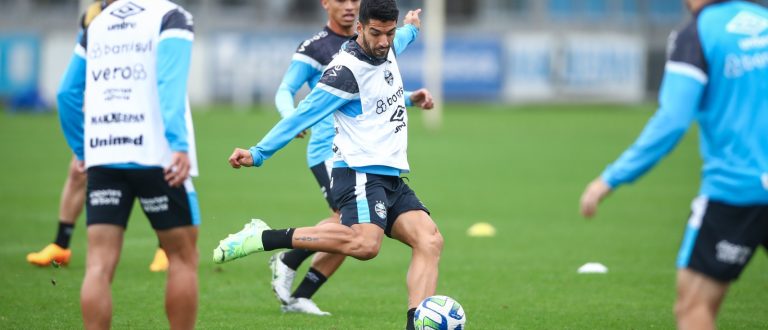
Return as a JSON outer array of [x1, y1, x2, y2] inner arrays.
[[331, 167, 429, 237], [310, 160, 338, 211], [677, 196, 768, 282], [86, 166, 201, 229]]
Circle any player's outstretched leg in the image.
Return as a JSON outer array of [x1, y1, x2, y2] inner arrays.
[[224, 220, 383, 264], [213, 219, 271, 263], [390, 210, 443, 330]]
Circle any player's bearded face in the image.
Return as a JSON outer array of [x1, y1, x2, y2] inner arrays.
[[358, 20, 397, 60]]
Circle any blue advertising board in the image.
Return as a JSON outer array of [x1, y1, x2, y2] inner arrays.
[[397, 36, 503, 100], [0, 34, 40, 98]]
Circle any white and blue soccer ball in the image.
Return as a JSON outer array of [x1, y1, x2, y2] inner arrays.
[[414, 295, 466, 330]]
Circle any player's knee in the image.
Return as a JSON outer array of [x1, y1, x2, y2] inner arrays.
[[348, 236, 380, 260], [674, 282, 699, 320], [413, 224, 443, 257], [164, 243, 199, 267], [169, 249, 199, 270], [424, 229, 444, 257], [673, 297, 701, 324], [68, 164, 87, 183], [315, 216, 340, 226], [85, 261, 116, 280]]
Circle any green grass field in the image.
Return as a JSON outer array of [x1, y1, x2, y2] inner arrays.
[[1, 104, 766, 329]]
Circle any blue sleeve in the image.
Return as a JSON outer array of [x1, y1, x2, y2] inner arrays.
[[251, 88, 350, 166], [600, 70, 705, 188], [275, 60, 318, 118], [57, 51, 87, 160], [393, 24, 419, 56], [156, 38, 192, 152], [156, 8, 194, 152], [404, 90, 413, 107]]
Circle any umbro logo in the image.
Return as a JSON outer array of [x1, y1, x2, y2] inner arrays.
[[726, 11, 768, 36], [110, 2, 145, 20]]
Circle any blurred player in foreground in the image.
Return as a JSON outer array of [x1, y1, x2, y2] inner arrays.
[[27, 0, 169, 273], [58, 0, 200, 328], [580, 1, 768, 329]]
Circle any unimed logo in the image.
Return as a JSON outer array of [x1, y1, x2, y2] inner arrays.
[[89, 135, 143, 148]]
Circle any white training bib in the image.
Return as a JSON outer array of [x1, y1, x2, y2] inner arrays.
[[83, 0, 197, 176], [332, 49, 410, 171]]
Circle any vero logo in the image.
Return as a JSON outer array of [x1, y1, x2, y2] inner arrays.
[[726, 11, 768, 36], [110, 2, 145, 20]]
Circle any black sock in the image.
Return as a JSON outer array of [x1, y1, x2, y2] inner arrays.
[[280, 249, 315, 270], [292, 267, 327, 299], [262, 228, 295, 251], [406, 307, 417, 330], [54, 222, 75, 249]]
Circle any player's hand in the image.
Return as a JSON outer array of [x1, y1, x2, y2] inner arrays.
[[228, 148, 254, 169], [296, 130, 308, 139], [410, 88, 434, 110], [404, 9, 422, 30], [579, 177, 612, 218], [164, 152, 190, 187]]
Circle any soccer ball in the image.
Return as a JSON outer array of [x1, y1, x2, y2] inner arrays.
[[414, 295, 466, 330]]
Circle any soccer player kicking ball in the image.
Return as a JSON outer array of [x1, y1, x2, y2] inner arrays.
[[270, 0, 433, 316], [215, 1, 441, 329], [580, 0, 768, 329]]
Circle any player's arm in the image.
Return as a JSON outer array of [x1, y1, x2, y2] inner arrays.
[[599, 71, 704, 186], [405, 88, 434, 109], [156, 8, 194, 186], [275, 54, 321, 118], [580, 22, 707, 217], [229, 66, 358, 168], [57, 31, 88, 161], [157, 8, 194, 153], [393, 9, 421, 56]]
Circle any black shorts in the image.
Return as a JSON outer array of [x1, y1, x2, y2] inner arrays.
[[676, 197, 768, 282], [86, 166, 200, 230], [330, 167, 429, 237], [310, 161, 337, 211]]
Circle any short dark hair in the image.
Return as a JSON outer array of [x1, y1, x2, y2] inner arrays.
[[359, 0, 399, 24]]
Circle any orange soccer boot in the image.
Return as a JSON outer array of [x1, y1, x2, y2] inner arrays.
[[149, 248, 169, 272], [26, 243, 71, 267]]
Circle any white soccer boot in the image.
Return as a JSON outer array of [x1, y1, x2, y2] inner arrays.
[[269, 252, 296, 305], [281, 297, 331, 316]]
